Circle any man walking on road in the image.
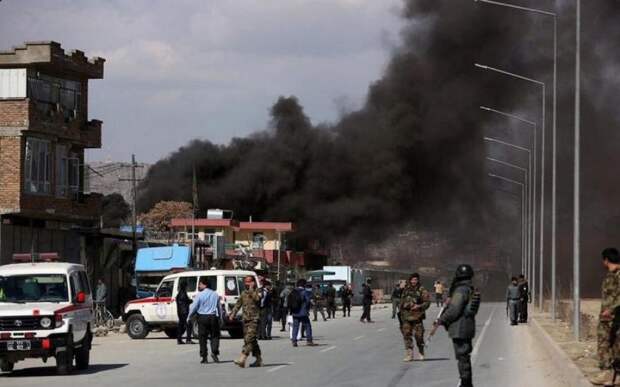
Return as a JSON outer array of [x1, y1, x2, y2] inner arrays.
[[590, 248, 620, 386], [312, 284, 327, 322], [399, 273, 430, 361], [506, 277, 520, 326], [435, 264, 480, 387], [187, 278, 221, 364], [289, 279, 318, 347], [258, 280, 273, 340], [434, 280, 444, 307], [176, 281, 193, 345], [360, 281, 373, 323], [230, 276, 263, 368], [340, 284, 352, 317], [517, 275, 529, 323], [391, 283, 402, 319], [326, 283, 337, 319]]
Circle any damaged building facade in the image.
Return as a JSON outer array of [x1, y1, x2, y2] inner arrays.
[[0, 41, 104, 269]]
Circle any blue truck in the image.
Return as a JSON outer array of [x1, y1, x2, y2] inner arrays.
[[134, 244, 191, 298]]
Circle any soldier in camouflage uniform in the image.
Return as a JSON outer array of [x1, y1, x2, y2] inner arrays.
[[399, 273, 430, 362], [591, 248, 620, 386], [230, 276, 263, 368]]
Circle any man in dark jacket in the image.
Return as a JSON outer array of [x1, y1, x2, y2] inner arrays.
[[291, 279, 318, 347], [360, 282, 373, 323], [326, 283, 337, 319], [517, 275, 529, 323], [391, 284, 402, 319], [340, 284, 353, 317], [176, 282, 193, 344], [435, 264, 478, 387], [258, 280, 273, 340]]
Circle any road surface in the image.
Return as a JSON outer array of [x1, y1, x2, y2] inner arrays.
[[1, 303, 574, 386]]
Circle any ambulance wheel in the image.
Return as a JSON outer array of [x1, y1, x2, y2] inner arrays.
[[127, 314, 149, 339], [0, 359, 14, 372], [75, 331, 91, 370], [164, 327, 178, 339], [228, 328, 243, 339], [56, 343, 74, 375]]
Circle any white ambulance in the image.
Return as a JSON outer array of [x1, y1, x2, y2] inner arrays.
[[122, 269, 260, 340], [0, 259, 94, 374]]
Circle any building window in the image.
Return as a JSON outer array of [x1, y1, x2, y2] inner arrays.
[[28, 74, 81, 118], [24, 138, 51, 194], [55, 145, 80, 197]]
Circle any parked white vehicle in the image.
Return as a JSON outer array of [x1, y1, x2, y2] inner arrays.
[[122, 269, 260, 340], [0, 262, 94, 374]]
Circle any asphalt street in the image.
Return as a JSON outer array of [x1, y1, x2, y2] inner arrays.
[[1, 303, 574, 387]]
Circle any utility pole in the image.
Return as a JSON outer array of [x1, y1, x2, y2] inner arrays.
[[119, 154, 144, 258], [573, 0, 581, 341]]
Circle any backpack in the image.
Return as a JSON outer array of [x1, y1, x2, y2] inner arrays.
[[288, 289, 303, 314], [464, 287, 481, 317]]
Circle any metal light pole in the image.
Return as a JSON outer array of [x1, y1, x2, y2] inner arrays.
[[489, 173, 526, 272], [484, 137, 532, 275], [475, 64, 546, 311], [573, 0, 581, 341], [481, 106, 537, 302], [474, 0, 559, 321]]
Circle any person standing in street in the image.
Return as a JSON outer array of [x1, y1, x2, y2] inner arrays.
[[230, 276, 263, 368], [95, 278, 107, 305], [326, 283, 337, 319], [590, 248, 620, 386], [506, 277, 520, 326], [517, 275, 529, 323], [176, 282, 193, 345], [360, 281, 373, 323], [312, 284, 327, 322], [391, 283, 402, 319], [435, 264, 480, 387], [289, 279, 318, 347], [279, 283, 292, 331], [340, 284, 353, 317], [187, 278, 221, 364], [399, 273, 430, 361], [434, 280, 445, 307], [258, 280, 273, 340]]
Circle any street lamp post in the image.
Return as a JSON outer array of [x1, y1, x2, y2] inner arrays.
[[489, 173, 527, 273], [484, 137, 532, 277], [481, 106, 538, 305], [573, 0, 581, 341], [475, 64, 546, 312], [474, 0, 559, 322]]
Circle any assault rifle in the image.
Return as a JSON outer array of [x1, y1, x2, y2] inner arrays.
[[426, 299, 449, 346]]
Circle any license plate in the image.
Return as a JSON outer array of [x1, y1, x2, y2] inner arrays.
[[7, 340, 31, 351]]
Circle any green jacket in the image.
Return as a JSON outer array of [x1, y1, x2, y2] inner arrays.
[[399, 284, 430, 322], [230, 288, 261, 321]]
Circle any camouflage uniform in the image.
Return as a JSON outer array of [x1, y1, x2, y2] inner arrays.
[[231, 288, 262, 356], [597, 269, 620, 369], [399, 284, 431, 355]]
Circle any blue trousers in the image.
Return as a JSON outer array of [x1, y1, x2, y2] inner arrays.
[[292, 315, 312, 343]]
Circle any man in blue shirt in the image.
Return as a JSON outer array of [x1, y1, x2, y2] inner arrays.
[[290, 279, 318, 347], [188, 277, 222, 364]]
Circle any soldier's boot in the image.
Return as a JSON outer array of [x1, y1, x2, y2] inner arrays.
[[458, 378, 473, 387], [249, 355, 263, 368], [403, 349, 413, 362], [590, 370, 613, 385], [234, 353, 248, 368], [418, 349, 425, 361]]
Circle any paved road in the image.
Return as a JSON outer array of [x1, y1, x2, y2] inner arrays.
[[1, 303, 574, 386]]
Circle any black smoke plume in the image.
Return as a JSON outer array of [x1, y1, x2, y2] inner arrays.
[[137, 1, 620, 297]]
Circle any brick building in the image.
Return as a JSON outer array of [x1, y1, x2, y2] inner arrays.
[[0, 41, 104, 265]]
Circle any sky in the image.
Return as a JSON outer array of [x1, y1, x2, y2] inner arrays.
[[0, 0, 404, 163]]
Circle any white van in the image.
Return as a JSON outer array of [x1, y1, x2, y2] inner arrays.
[[122, 270, 260, 339], [0, 262, 94, 375]]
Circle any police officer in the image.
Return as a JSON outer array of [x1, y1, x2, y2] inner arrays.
[[435, 264, 479, 387], [590, 248, 620, 386], [340, 284, 353, 317], [360, 282, 373, 323], [517, 275, 529, 323], [506, 277, 520, 326], [312, 284, 327, 322], [391, 283, 402, 319], [399, 273, 430, 361], [187, 278, 221, 364], [230, 276, 262, 368]]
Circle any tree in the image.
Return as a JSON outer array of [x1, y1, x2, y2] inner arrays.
[[101, 193, 130, 229], [138, 201, 192, 232]]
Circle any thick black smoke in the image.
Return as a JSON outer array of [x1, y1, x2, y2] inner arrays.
[[138, 1, 620, 296]]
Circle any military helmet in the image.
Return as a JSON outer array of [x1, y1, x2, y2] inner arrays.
[[455, 264, 474, 279]]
